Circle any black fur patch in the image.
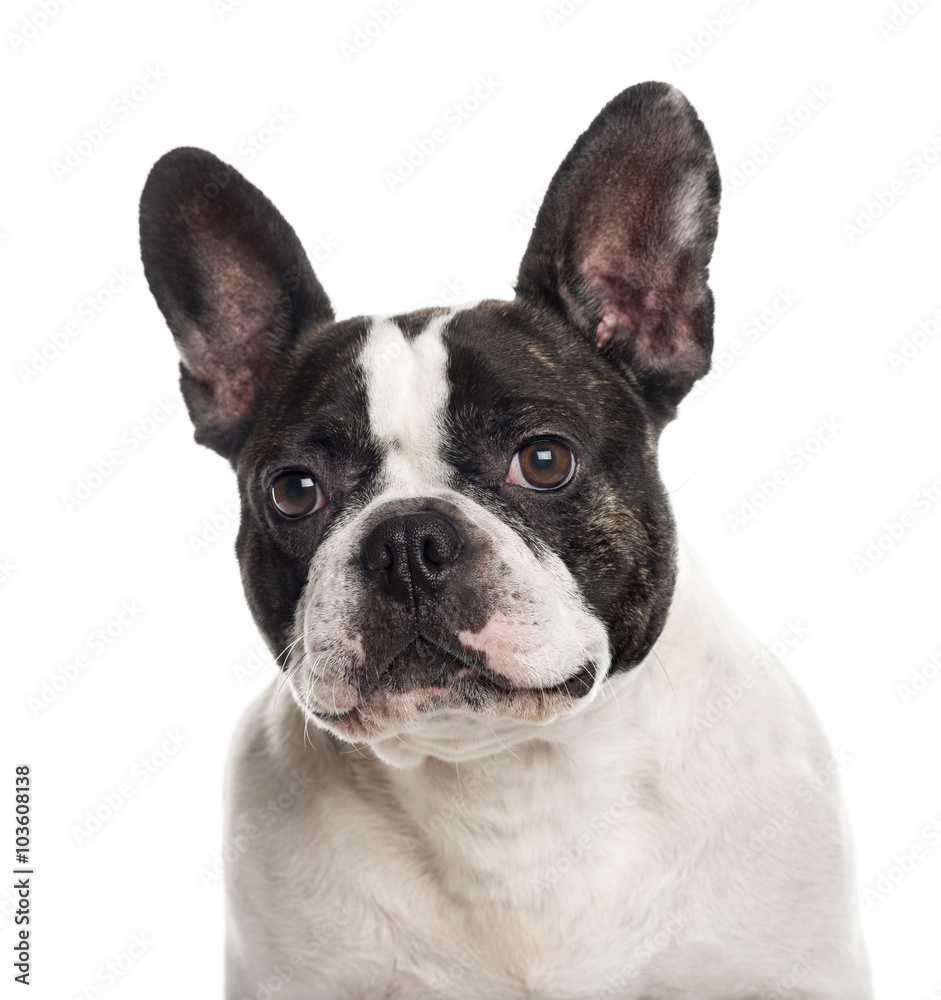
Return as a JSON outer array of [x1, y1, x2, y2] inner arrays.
[[441, 300, 677, 675]]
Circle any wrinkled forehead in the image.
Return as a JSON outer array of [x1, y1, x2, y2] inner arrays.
[[247, 300, 646, 470]]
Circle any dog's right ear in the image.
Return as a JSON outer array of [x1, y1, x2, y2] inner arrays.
[[139, 148, 333, 462]]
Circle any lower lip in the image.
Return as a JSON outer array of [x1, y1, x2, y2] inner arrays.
[[319, 687, 448, 736], [318, 678, 577, 736], [375, 686, 452, 716]]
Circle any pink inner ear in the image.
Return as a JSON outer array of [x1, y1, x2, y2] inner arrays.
[[177, 321, 261, 430], [583, 261, 649, 346], [178, 243, 284, 430], [583, 255, 706, 374], [595, 317, 616, 347]]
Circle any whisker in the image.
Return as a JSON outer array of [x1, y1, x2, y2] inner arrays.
[[665, 455, 717, 496], [650, 648, 677, 707], [487, 721, 521, 761]]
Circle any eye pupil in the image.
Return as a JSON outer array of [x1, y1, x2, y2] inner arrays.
[[285, 476, 307, 498], [533, 449, 554, 468], [271, 472, 321, 518]]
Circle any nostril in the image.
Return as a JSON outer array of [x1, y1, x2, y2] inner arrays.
[[364, 538, 394, 573], [422, 530, 461, 569]]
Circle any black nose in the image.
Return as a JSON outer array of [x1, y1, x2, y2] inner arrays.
[[362, 511, 463, 603]]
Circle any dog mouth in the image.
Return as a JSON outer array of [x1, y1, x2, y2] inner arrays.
[[308, 635, 597, 735]]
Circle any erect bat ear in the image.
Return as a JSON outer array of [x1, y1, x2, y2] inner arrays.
[[515, 82, 721, 419], [139, 148, 334, 461]]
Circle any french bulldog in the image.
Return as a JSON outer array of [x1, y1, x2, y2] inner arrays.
[[139, 81, 873, 999]]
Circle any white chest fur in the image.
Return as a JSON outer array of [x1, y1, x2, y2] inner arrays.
[[222, 553, 872, 999]]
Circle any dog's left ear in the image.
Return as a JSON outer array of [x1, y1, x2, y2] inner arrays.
[[516, 82, 720, 419]]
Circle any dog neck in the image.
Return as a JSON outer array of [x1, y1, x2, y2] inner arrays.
[[372, 548, 731, 908]]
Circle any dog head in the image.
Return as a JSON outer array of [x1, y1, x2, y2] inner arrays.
[[139, 82, 719, 764]]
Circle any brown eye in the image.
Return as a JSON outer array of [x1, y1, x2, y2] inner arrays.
[[270, 472, 324, 518], [507, 440, 575, 491]]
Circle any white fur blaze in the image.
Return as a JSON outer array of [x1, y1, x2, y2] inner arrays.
[[360, 314, 452, 492]]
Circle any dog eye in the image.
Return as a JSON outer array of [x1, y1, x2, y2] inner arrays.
[[507, 440, 575, 491], [270, 472, 324, 518]]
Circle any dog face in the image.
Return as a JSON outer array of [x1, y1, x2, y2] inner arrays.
[[140, 82, 719, 763]]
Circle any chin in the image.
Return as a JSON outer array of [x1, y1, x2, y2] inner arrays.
[[290, 661, 606, 765]]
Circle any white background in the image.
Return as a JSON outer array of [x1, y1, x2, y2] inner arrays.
[[2, 0, 940, 997]]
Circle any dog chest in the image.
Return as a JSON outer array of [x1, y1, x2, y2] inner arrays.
[[225, 689, 702, 997]]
